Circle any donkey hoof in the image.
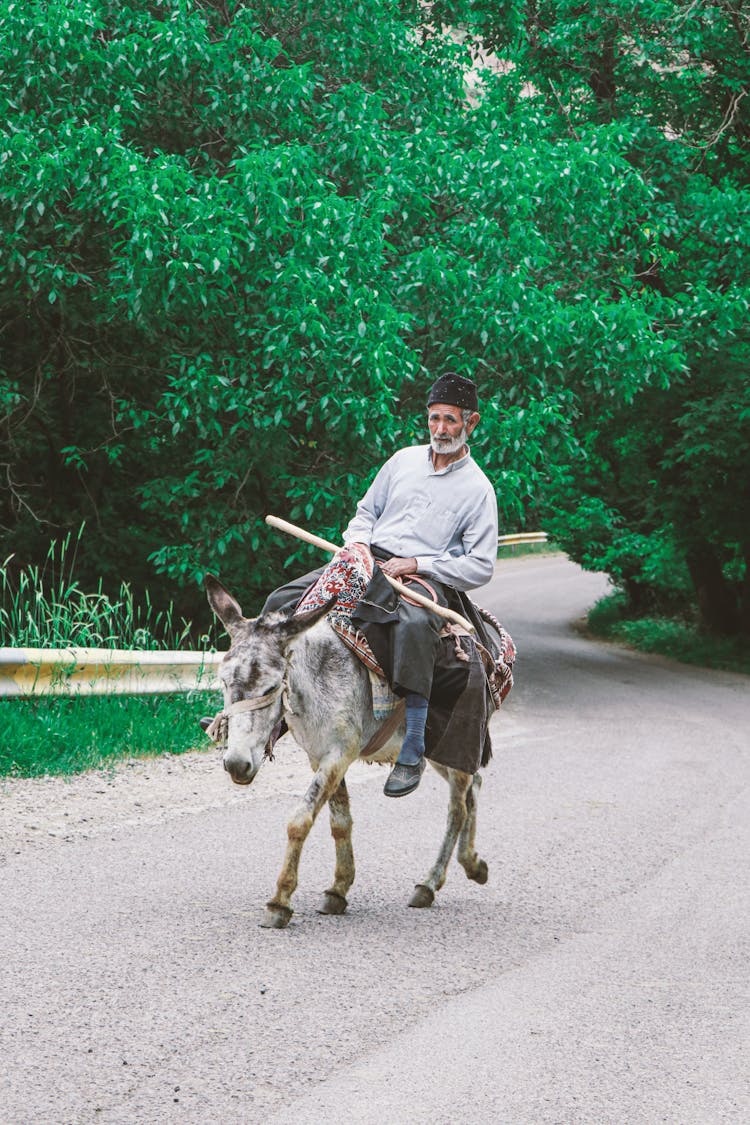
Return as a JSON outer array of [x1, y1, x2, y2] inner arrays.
[[318, 891, 348, 916], [260, 903, 293, 929], [408, 883, 435, 909], [470, 859, 489, 885]]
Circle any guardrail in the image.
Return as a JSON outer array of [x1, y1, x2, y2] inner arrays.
[[0, 647, 223, 699], [498, 531, 548, 547]]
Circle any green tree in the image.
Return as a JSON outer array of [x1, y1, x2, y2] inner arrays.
[[0, 0, 448, 614]]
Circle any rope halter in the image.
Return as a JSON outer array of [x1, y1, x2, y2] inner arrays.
[[205, 684, 284, 746]]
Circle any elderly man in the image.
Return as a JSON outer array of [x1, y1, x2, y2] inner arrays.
[[344, 371, 497, 795], [262, 372, 498, 798]]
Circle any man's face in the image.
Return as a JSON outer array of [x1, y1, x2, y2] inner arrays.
[[427, 402, 479, 456]]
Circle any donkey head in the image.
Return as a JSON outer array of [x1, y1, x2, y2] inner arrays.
[[205, 575, 329, 785]]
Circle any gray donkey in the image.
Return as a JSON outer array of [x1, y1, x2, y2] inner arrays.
[[206, 574, 489, 929]]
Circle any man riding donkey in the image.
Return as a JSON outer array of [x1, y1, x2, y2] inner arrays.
[[257, 372, 503, 797]]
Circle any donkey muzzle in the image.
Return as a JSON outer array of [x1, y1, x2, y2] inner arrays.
[[222, 751, 259, 785]]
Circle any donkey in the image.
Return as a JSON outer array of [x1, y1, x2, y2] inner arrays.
[[206, 574, 489, 929]]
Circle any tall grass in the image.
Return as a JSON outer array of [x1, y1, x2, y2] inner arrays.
[[0, 526, 204, 649]]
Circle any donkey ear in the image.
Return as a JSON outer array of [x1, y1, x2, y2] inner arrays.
[[205, 574, 247, 635], [276, 596, 336, 643]]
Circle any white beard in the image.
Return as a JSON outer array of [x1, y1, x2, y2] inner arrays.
[[430, 425, 468, 456]]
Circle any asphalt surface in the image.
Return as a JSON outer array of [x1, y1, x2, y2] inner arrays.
[[2, 555, 749, 1124]]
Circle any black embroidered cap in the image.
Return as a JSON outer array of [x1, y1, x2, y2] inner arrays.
[[427, 372, 479, 413]]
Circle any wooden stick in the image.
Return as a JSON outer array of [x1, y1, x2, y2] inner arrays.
[[266, 515, 341, 555], [265, 514, 475, 633]]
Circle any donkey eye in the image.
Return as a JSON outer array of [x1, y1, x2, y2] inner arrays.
[[261, 684, 277, 696]]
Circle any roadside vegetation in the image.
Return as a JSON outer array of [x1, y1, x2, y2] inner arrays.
[[587, 594, 750, 675], [1, 539, 220, 778], [1, 527, 205, 649], [0, 692, 219, 779], [496, 541, 557, 559]]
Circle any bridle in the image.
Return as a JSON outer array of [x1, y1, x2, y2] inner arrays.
[[205, 683, 284, 746]]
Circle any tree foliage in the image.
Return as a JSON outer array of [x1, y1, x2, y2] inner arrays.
[[428, 0, 750, 632], [0, 0, 748, 633]]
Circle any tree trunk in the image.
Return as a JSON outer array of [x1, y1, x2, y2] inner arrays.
[[588, 34, 617, 105], [685, 540, 739, 636], [622, 577, 653, 616], [739, 545, 750, 638]]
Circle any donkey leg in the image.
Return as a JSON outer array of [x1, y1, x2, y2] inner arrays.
[[457, 772, 488, 885], [262, 756, 352, 929], [318, 777, 355, 916], [409, 766, 471, 909]]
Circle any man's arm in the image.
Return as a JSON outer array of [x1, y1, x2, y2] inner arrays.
[[414, 490, 498, 591], [342, 458, 393, 547]]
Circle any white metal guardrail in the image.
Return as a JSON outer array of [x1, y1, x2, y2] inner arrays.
[[497, 531, 548, 547], [0, 647, 223, 699]]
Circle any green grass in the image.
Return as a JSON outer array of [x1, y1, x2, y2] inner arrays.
[[1, 526, 210, 650], [587, 593, 750, 675], [0, 691, 222, 778]]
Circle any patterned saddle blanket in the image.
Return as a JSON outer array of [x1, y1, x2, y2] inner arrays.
[[294, 544, 383, 674]]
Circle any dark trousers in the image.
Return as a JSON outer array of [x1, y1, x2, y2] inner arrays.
[[261, 566, 327, 617]]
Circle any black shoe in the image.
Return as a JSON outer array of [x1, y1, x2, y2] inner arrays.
[[383, 758, 426, 798]]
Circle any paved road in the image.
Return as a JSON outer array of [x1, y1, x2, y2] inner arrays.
[[2, 556, 749, 1124]]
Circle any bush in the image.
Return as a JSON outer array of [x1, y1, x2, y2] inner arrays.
[[587, 594, 750, 674]]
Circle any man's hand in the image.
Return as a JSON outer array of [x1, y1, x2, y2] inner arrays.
[[379, 556, 418, 579]]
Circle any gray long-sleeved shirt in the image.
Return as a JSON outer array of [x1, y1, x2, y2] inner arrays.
[[343, 445, 498, 591]]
